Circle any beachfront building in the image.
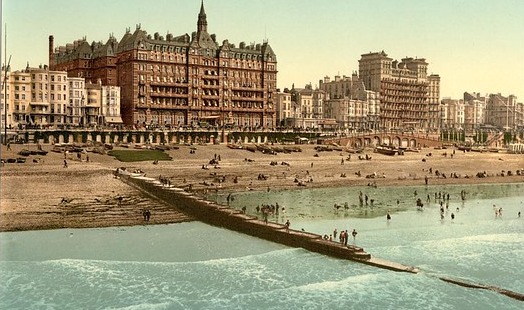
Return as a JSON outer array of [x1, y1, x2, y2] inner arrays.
[[85, 81, 123, 126], [287, 84, 326, 129], [49, 2, 278, 128], [485, 93, 518, 130], [427, 74, 441, 131], [320, 74, 355, 100], [0, 65, 69, 128], [0, 64, 126, 129], [275, 90, 292, 127], [359, 51, 438, 131], [441, 98, 465, 129], [319, 74, 380, 130], [1, 66, 27, 130], [463, 92, 486, 131], [516, 102, 524, 130], [68, 77, 85, 125]]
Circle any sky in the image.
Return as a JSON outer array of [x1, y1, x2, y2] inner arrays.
[[1, 0, 523, 100]]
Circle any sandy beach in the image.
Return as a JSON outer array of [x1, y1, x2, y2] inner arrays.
[[1, 142, 523, 232]]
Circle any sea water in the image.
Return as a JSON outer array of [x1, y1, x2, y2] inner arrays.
[[1, 183, 523, 309]]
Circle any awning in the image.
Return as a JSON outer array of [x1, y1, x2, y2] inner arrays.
[[106, 116, 123, 123], [320, 120, 338, 125], [200, 115, 220, 119]]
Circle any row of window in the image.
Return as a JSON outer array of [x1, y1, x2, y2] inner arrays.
[[137, 51, 275, 69]]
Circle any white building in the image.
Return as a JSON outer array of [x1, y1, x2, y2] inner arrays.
[[275, 90, 292, 127], [68, 77, 85, 125], [1, 65, 69, 128]]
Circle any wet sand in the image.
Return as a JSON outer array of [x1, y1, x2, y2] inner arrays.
[[1, 143, 523, 232]]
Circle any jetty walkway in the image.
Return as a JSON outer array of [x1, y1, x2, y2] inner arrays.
[[116, 170, 419, 274]]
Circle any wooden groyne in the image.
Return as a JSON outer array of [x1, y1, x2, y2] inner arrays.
[[116, 170, 419, 274], [439, 277, 524, 302]]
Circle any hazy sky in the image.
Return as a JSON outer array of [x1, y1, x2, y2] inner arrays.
[[2, 0, 523, 99]]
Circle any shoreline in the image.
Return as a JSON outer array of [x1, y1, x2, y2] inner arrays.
[[1, 143, 523, 232]]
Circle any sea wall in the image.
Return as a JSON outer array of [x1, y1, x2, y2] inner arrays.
[[12, 129, 321, 146]]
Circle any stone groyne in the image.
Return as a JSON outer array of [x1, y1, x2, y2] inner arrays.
[[117, 170, 419, 274]]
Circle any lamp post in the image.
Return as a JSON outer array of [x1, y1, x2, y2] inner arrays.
[[2, 23, 11, 145]]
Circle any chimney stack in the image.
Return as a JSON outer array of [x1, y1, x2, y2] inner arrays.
[[49, 35, 55, 68]]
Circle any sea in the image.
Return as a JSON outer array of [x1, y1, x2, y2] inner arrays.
[[1, 183, 523, 310]]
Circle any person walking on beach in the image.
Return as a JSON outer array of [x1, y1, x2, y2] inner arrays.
[[6, 142, 11, 151], [386, 211, 391, 221], [63, 159, 68, 168]]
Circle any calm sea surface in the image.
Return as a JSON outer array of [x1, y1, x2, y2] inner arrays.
[[1, 183, 523, 309]]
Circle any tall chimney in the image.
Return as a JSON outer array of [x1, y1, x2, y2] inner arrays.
[[48, 35, 55, 68]]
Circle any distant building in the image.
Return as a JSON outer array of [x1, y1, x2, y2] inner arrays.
[[319, 74, 380, 130], [427, 74, 441, 130], [441, 98, 465, 129], [275, 90, 293, 127], [320, 74, 355, 100], [49, 2, 278, 128], [463, 92, 486, 130], [288, 84, 325, 128], [486, 93, 518, 130], [359, 51, 438, 131]]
